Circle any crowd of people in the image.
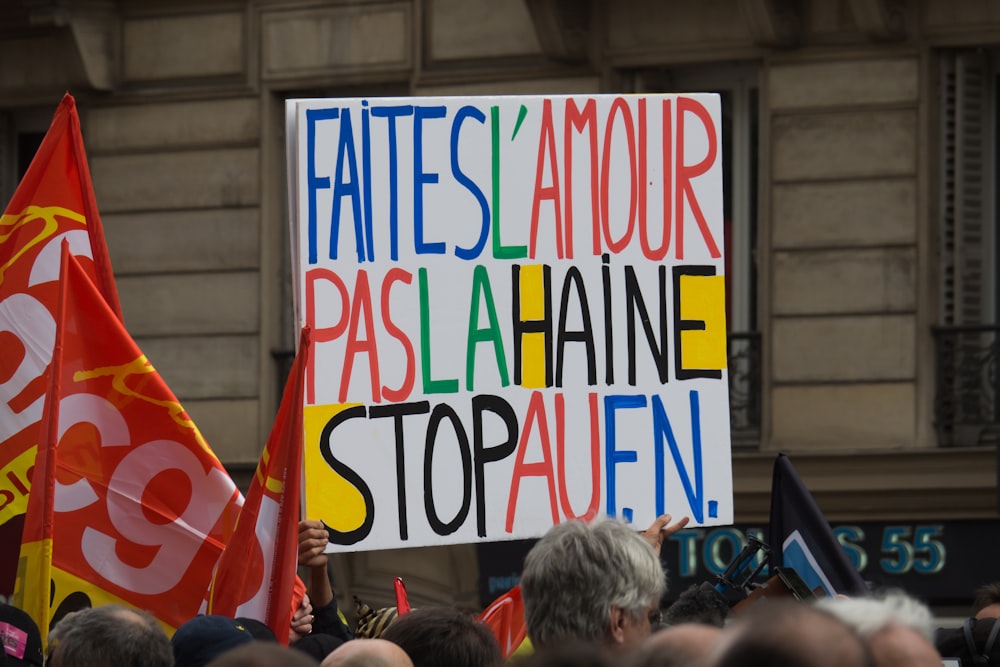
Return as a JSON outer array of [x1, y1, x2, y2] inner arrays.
[[1, 515, 997, 667]]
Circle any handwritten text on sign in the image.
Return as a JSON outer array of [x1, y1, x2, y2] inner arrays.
[[289, 94, 733, 551]]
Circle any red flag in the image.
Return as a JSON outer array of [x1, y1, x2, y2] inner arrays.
[[478, 585, 526, 659], [1, 93, 121, 600], [394, 577, 411, 615], [208, 327, 312, 644], [15, 250, 240, 635]]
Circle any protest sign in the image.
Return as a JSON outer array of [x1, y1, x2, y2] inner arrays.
[[287, 94, 733, 551]]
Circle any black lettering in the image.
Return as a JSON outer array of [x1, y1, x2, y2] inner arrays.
[[424, 403, 472, 535], [319, 406, 375, 545], [370, 401, 431, 541], [472, 395, 519, 537], [512, 264, 553, 387], [555, 266, 597, 386], [626, 264, 669, 384], [672, 265, 722, 381]]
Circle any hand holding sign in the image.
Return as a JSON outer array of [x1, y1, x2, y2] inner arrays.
[[641, 513, 691, 556], [298, 519, 329, 568]]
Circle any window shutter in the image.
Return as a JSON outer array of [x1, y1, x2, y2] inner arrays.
[[937, 49, 997, 447], [940, 50, 990, 326]]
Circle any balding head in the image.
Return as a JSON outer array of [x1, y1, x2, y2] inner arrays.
[[710, 602, 872, 667], [632, 623, 721, 667], [320, 639, 414, 667], [869, 624, 940, 667]]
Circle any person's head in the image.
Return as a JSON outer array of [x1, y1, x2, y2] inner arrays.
[[46, 605, 172, 667], [0, 603, 44, 667], [710, 600, 872, 667], [171, 615, 255, 667], [292, 633, 347, 663], [973, 582, 1000, 620], [521, 518, 665, 650], [631, 623, 721, 667], [663, 584, 730, 628], [815, 589, 939, 667], [515, 641, 613, 667], [936, 617, 1000, 666], [867, 624, 940, 667], [319, 638, 414, 667], [205, 641, 319, 667], [234, 617, 278, 642], [380, 607, 501, 667], [815, 589, 935, 643]]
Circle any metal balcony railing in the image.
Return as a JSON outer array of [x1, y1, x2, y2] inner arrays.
[[932, 325, 1000, 447], [727, 331, 761, 448]]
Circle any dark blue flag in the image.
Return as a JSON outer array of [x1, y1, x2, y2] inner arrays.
[[768, 453, 867, 596]]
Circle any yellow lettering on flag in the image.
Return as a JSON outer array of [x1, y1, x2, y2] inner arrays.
[[679, 274, 727, 370], [0, 447, 36, 524], [255, 446, 284, 496], [75, 355, 213, 456], [0, 205, 83, 286]]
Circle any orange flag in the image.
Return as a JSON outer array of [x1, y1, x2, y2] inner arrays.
[[478, 584, 527, 660], [207, 327, 311, 644], [15, 249, 241, 636], [0, 93, 121, 600]]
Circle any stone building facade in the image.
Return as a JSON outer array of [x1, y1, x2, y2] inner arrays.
[[1, 0, 997, 612]]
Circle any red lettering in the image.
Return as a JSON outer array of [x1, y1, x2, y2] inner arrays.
[[339, 270, 382, 403], [305, 268, 350, 405], [504, 391, 559, 532], [380, 268, 415, 402], [640, 99, 670, 261], [675, 96, 721, 259], [556, 393, 600, 521], [529, 99, 564, 260], [564, 98, 599, 259], [601, 97, 638, 254]]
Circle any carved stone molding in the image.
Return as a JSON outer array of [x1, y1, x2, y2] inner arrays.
[[0, 0, 116, 91], [848, 0, 907, 41], [524, 0, 592, 64], [732, 448, 997, 523], [68, 2, 116, 90], [739, 0, 802, 48]]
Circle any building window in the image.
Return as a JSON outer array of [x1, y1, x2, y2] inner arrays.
[[627, 63, 761, 447], [0, 108, 47, 207], [934, 49, 1000, 447]]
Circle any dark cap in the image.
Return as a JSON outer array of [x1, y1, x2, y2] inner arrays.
[[233, 617, 277, 642], [171, 615, 254, 667], [0, 604, 43, 667]]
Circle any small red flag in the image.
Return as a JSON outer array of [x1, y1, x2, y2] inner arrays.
[[478, 585, 527, 659], [208, 327, 312, 644]]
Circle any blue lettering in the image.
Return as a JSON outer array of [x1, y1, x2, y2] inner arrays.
[[331, 108, 365, 262], [604, 394, 645, 521], [371, 105, 414, 261], [414, 105, 447, 255], [669, 528, 703, 577], [704, 528, 742, 576], [306, 107, 339, 265], [361, 100, 374, 261], [451, 105, 490, 260], [652, 391, 705, 523]]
